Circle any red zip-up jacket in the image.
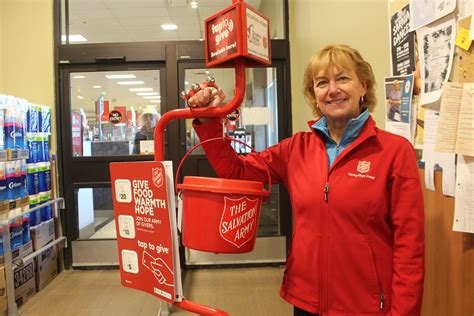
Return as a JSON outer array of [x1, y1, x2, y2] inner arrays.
[[193, 115, 424, 315]]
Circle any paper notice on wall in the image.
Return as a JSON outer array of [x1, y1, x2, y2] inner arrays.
[[410, 0, 456, 30], [455, 83, 474, 157], [422, 108, 456, 196], [417, 17, 456, 108], [435, 82, 463, 153], [453, 155, 474, 233], [242, 107, 270, 125]]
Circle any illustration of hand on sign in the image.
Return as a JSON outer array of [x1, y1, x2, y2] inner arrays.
[[142, 251, 174, 286]]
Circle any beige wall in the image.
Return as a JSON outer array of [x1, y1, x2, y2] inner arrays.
[[289, 0, 391, 133], [0, 0, 55, 151], [0, 0, 4, 90]]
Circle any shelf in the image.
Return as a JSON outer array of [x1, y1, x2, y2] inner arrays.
[[0, 198, 64, 224]]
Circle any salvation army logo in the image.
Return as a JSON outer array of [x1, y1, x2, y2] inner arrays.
[[152, 167, 163, 189], [356, 161, 371, 173], [220, 196, 259, 248]]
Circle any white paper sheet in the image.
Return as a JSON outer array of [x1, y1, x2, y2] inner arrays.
[[453, 155, 474, 233], [411, 0, 456, 30], [455, 83, 474, 156], [435, 82, 463, 153], [242, 107, 270, 125], [417, 17, 457, 107], [422, 108, 456, 195]]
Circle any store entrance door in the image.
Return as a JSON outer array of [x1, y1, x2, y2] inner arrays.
[[177, 61, 287, 265], [59, 63, 167, 267]]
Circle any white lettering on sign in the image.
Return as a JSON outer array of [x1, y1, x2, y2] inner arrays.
[[132, 180, 167, 216], [221, 202, 257, 240], [212, 18, 234, 45]]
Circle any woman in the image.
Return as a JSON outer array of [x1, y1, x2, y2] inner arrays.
[[133, 106, 160, 154], [188, 44, 424, 316]]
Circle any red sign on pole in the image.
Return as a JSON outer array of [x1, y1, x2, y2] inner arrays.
[[205, 2, 271, 67], [110, 161, 181, 303]]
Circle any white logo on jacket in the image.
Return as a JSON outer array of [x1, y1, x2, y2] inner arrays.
[[348, 161, 375, 180], [356, 161, 371, 173]]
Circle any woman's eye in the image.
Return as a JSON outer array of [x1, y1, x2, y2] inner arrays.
[[315, 81, 328, 88]]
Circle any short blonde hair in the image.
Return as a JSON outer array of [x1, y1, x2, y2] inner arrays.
[[303, 44, 377, 117]]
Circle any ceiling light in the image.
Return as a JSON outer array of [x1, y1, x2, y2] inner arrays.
[[184, 81, 189, 85], [191, 2, 198, 8], [93, 85, 102, 88], [150, 100, 161, 103], [143, 96, 161, 99], [77, 95, 84, 99], [161, 24, 177, 30], [62, 34, 88, 42], [117, 81, 144, 85], [199, 38, 204, 41], [73, 75, 85, 79], [106, 74, 136, 79], [129, 88, 154, 92], [137, 92, 159, 96]]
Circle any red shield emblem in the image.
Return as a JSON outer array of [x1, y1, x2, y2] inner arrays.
[[152, 167, 163, 189], [356, 161, 371, 173], [263, 36, 268, 49], [220, 196, 259, 248]]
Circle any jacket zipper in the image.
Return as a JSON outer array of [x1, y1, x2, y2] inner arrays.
[[324, 183, 330, 201], [368, 241, 384, 311]]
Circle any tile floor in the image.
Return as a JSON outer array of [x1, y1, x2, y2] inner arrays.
[[19, 267, 293, 316]]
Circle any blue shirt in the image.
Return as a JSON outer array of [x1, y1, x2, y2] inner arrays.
[[312, 109, 369, 168]]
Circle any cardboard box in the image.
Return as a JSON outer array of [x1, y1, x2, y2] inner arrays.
[[13, 258, 36, 306], [0, 240, 36, 309], [31, 219, 54, 251], [35, 245, 58, 291], [0, 266, 6, 314]]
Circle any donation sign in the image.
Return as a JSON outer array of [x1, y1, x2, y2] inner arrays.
[[206, 6, 239, 64], [110, 161, 181, 303], [245, 6, 270, 64]]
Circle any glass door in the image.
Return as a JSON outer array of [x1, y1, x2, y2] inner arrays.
[[178, 62, 288, 265], [59, 64, 166, 267]]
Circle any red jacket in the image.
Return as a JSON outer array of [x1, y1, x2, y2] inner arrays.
[[193, 116, 424, 315]]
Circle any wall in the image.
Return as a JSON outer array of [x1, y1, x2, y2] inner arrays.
[[0, 0, 56, 151], [0, 0, 4, 90], [288, 0, 391, 133]]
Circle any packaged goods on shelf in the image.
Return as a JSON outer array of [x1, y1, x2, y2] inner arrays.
[[3, 96, 28, 151], [6, 161, 21, 201], [8, 217, 23, 251], [39, 105, 51, 134], [26, 104, 39, 134], [0, 162, 5, 201], [22, 214, 30, 245]]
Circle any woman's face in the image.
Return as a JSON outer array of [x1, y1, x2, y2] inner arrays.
[[143, 113, 157, 129], [313, 65, 367, 125]]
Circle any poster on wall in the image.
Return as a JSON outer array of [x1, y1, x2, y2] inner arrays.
[[384, 74, 414, 142], [389, 4, 416, 75], [71, 111, 83, 157], [417, 17, 456, 107], [410, 0, 456, 30]]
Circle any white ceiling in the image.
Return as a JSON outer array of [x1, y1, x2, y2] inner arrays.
[[67, 0, 264, 121], [67, 0, 262, 43]]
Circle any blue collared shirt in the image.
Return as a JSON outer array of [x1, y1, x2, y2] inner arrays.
[[312, 109, 369, 168]]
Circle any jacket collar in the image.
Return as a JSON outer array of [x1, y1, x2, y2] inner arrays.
[[307, 115, 378, 172]]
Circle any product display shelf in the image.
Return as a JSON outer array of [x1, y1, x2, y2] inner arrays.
[[0, 197, 65, 316], [0, 150, 29, 162]]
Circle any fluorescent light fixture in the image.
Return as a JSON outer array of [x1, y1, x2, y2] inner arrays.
[[117, 81, 144, 85], [137, 92, 159, 96], [73, 75, 85, 79], [139, 106, 143, 109], [93, 85, 102, 88], [191, 2, 198, 8], [161, 24, 177, 30], [129, 88, 154, 92], [150, 100, 161, 103], [184, 81, 189, 85], [62, 34, 88, 42], [105, 74, 136, 79], [143, 96, 161, 99], [199, 38, 204, 42], [77, 95, 84, 99]]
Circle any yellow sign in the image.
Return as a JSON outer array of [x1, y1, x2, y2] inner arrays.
[[455, 27, 472, 51]]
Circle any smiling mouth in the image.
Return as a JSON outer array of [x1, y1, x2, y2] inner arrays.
[[326, 98, 347, 105]]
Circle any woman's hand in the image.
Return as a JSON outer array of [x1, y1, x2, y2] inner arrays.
[[187, 83, 226, 108]]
